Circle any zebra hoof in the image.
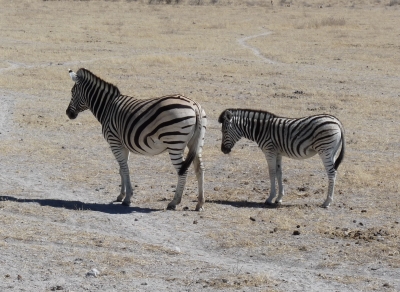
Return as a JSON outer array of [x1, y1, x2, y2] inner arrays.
[[195, 206, 204, 212], [166, 204, 176, 210], [121, 201, 131, 206], [321, 200, 331, 208]]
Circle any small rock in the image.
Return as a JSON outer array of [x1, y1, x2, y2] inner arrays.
[[293, 230, 300, 236], [250, 217, 256, 221], [134, 218, 139, 221], [296, 225, 300, 228], [383, 283, 390, 288], [214, 186, 220, 191], [174, 246, 181, 253], [5, 274, 10, 278], [370, 267, 379, 271], [193, 220, 198, 224], [17, 275, 22, 280], [273, 227, 278, 232], [361, 209, 367, 213], [222, 278, 228, 283], [141, 282, 148, 285], [86, 268, 100, 277], [297, 186, 309, 192], [183, 206, 189, 211]]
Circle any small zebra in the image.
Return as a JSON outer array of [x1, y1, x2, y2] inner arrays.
[[66, 68, 207, 211], [218, 108, 345, 208]]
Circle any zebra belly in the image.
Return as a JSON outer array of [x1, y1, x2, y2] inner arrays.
[[281, 147, 317, 160], [125, 139, 169, 156]]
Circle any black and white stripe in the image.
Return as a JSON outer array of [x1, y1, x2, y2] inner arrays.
[[66, 68, 207, 211], [218, 108, 345, 208]]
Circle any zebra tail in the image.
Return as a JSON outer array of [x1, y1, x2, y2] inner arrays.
[[178, 107, 202, 176], [334, 127, 345, 171]]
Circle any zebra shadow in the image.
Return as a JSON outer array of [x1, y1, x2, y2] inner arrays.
[[208, 199, 299, 209], [0, 196, 159, 214]]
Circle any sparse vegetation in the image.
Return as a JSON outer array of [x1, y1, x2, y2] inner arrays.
[[1, 0, 399, 291], [389, 0, 400, 5]]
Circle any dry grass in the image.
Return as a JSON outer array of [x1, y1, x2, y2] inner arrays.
[[1, 0, 400, 291]]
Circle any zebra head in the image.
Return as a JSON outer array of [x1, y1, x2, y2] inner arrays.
[[218, 109, 240, 154], [66, 69, 89, 120]]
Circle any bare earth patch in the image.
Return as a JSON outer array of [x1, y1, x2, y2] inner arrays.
[[0, 1, 399, 291]]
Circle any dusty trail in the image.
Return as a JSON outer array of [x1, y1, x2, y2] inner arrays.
[[237, 30, 277, 65]]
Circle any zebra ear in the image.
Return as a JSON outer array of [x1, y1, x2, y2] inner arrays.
[[225, 110, 233, 121], [69, 69, 78, 82]]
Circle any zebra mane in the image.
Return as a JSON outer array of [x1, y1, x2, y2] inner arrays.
[[76, 68, 121, 96], [218, 108, 277, 123]]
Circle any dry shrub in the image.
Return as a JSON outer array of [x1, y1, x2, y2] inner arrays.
[[297, 17, 346, 29], [388, 0, 400, 5]]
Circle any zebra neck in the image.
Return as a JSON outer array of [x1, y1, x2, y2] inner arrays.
[[87, 86, 118, 124], [233, 110, 274, 142]]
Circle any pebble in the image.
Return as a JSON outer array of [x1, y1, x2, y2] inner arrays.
[[293, 230, 300, 236], [86, 268, 100, 277], [250, 217, 256, 221]]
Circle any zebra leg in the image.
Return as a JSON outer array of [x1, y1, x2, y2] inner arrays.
[[264, 153, 278, 205], [193, 153, 205, 211], [167, 151, 187, 210], [275, 154, 285, 204], [111, 146, 133, 206], [116, 168, 126, 202], [319, 151, 336, 208]]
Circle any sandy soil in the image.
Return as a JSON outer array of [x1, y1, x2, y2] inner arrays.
[[1, 1, 399, 291]]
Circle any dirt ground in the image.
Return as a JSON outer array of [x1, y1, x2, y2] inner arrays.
[[0, 0, 399, 291]]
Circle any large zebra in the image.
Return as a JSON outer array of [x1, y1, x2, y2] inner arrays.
[[66, 68, 207, 211], [218, 108, 345, 208]]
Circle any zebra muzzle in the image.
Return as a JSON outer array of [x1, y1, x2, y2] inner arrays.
[[66, 108, 78, 119], [221, 145, 231, 154]]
